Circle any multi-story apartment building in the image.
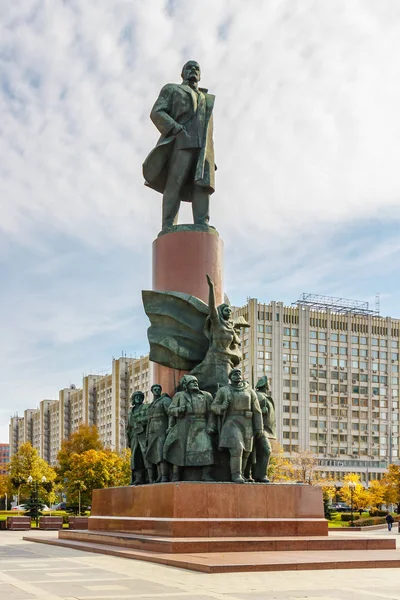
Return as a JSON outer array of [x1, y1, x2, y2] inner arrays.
[[234, 294, 399, 484], [9, 355, 151, 466], [0, 443, 10, 475]]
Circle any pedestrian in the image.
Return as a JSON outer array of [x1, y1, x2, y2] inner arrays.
[[385, 512, 394, 532]]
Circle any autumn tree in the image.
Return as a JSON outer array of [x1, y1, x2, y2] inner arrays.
[[56, 424, 103, 480], [64, 449, 130, 507], [0, 474, 12, 509], [376, 465, 400, 512], [268, 444, 295, 482], [8, 442, 57, 505], [367, 479, 386, 510], [291, 450, 319, 484], [339, 473, 370, 512]]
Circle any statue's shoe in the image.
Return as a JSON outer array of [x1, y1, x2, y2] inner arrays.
[[256, 477, 270, 483], [231, 474, 245, 484]]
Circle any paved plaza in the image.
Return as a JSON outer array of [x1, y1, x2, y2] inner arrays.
[[0, 530, 400, 600]]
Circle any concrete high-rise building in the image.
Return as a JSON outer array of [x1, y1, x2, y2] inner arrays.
[[0, 443, 10, 475], [234, 294, 399, 484], [9, 356, 152, 466]]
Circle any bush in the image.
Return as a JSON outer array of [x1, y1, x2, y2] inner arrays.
[[340, 513, 354, 522], [352, 515, 400, 527], [369, 509, 388, 517]]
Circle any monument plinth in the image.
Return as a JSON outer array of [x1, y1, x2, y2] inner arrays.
[[88, 482, 327, 538], [152, 225, 224, 395]]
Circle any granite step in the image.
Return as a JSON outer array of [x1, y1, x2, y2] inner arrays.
[[57, 530, 396, 553], [23, 535, 400, 573]]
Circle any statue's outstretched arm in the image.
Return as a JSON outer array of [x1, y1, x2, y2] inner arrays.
[[206, 274, 218, 321]]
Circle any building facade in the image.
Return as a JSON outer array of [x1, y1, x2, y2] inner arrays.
[[234, 296, 399, 484], [9, 356, 152, 466], [0, 443, 10, 475]]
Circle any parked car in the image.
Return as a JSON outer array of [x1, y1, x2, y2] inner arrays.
[[12, 503, 50, 512], [54, 502, 67, 511], [330, 502, 352, 512], [11, 504, 28, 511]]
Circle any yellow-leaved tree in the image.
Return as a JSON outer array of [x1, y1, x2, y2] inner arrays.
[[367, 479, 386, 510], [268, 443, 295, 482], [380, 465, 400, 512], [56, 424, 104, 482], [339, 473, 370, 512], [8, 442, 57, 505], [64, 448, 130, 508], [0, 474, 12, 509]]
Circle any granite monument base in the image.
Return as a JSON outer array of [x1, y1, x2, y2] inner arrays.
[[25, 482, 397, 572], [87, 482, 327, 537]]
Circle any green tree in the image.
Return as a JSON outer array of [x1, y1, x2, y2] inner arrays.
[[64, 449, 130, 507]]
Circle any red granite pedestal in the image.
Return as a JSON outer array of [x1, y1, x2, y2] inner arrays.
[[25, 482, 397, 573], [152, 226, 224, 396], [88, 482, 327, 538]]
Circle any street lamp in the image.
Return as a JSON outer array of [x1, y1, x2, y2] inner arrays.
[[349, 481, 356, 528]]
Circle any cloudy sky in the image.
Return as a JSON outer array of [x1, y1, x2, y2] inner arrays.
[[1, 0, 400, 442]]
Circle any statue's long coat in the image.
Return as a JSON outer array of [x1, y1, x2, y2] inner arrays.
[[212, 382, 263, 453], [143, 83, 216, 201], [145, 394, 171, 465], [126, 404, 149, 470], [163, 390, 216, 467]]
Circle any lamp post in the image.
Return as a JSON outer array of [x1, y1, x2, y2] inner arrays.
[[349, 481, 356, 528], [27, 475, 47, 527]]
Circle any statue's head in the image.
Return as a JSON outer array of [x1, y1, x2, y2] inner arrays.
[[181, 374, 200, 392], [151, 384, 162, 398], [181, 60, 201, 84], [219, 303, 232, 321], [131, 391, 145, 406], [229, 368, 242, 385], [256, 375, 269, 391]]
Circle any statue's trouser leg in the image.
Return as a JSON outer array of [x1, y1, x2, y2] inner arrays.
[[243, 453, 253, 481], [253, 435, 271, 481], [192, 186, 210, 225], [172, 464, 180, 482], [134, 469, 145, 485], [202, 465, 215, 482], [230, 451, 245, 483], [159, 461, 169, 483], [162, 148, 196, 229], [147, 466, 155, 483], [130, 469, 135, 485]]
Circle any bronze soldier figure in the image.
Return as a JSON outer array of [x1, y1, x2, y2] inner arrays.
[[143, 60, 216, 230], [212, 369, 263, 483], [145, 384, 171, 483], [245, 375, 276, 483], [126, 391, 149, 485], [163, 375, 217, 482]]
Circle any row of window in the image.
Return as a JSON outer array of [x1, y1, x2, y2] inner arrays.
[[310, 332, 398, 347]]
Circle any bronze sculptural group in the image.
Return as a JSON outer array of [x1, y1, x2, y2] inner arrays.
[[127, 369, 276, 485]]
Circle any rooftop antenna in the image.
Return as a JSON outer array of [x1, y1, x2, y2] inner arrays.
[[375, 293, 380, 315]]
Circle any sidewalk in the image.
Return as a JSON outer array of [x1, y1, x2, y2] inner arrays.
[[0, 530, 400, 599]]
